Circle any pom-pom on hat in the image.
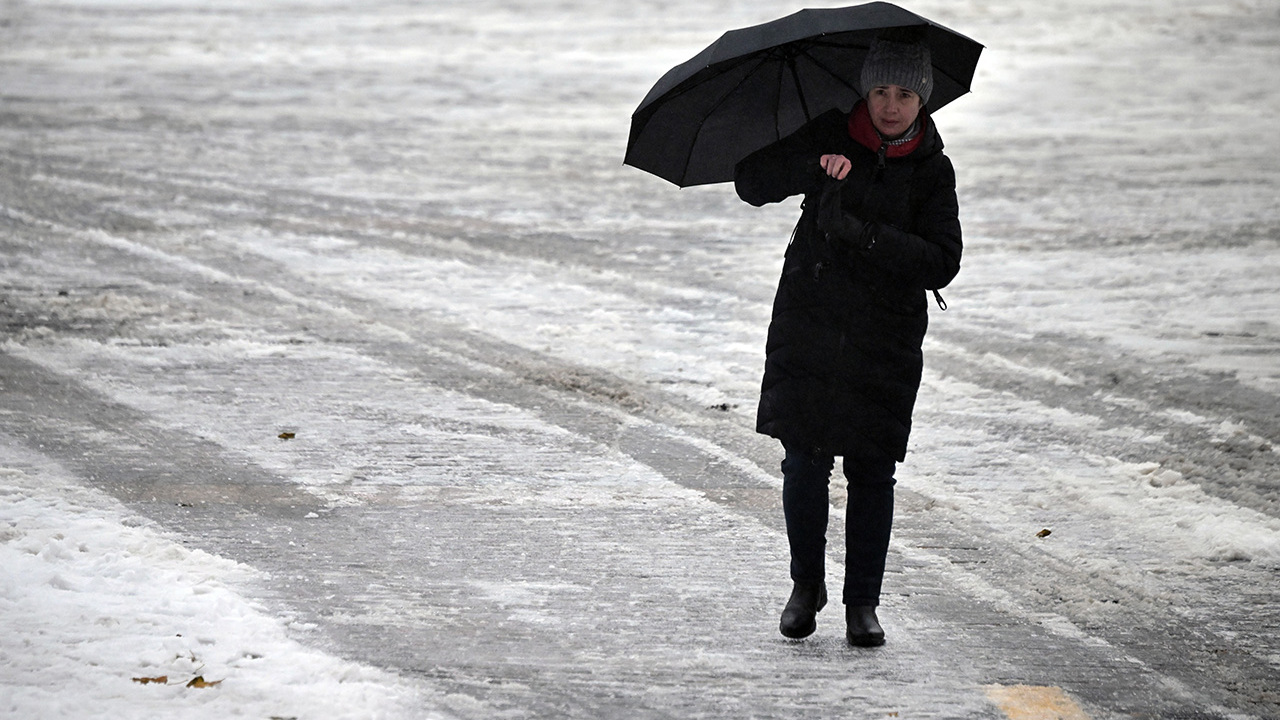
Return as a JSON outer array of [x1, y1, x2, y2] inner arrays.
[[860, 33, 934, 105]]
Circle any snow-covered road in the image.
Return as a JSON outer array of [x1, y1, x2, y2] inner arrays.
[[2, 0, 1278, 718]]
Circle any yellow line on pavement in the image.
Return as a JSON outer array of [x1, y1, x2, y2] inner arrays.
[[984, 685, 1092, 720]]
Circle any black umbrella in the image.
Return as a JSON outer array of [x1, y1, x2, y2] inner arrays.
[[624, 2, 983, 187]]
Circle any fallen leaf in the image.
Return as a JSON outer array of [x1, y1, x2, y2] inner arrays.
[[1036, 528, 1052, 538], [186, 676, 223, 688], [278, 432, 296, 440], [132, 676, 168, 685]]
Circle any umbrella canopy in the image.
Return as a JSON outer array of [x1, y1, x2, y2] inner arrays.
[[624, 2, 983, 187]]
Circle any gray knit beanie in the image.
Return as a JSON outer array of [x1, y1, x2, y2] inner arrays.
[[860, 36, 934, 105]]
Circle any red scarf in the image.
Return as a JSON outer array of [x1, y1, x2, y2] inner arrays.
[[847, 100, 927, 158]]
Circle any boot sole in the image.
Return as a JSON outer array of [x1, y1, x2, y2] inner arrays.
[[846, 632, 886, 647], [780, 620, 818, 639], [779, 590, 827, 639]]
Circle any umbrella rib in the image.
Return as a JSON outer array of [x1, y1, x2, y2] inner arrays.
[[796, 47, 861, 96], [678, 54, 774, 185], [771, 55, 786, 140], [929, 64, 973, 93], [787, 56, 811, 124]]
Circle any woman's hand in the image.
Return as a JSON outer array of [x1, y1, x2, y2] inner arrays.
[[819, 154, 851, 180]]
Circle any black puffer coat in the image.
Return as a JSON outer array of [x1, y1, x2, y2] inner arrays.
[[735, 102, 962, 460]]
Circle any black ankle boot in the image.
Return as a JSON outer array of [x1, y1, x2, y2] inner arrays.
[[845, 605, 885, 647], [779, 582, 827, 639]]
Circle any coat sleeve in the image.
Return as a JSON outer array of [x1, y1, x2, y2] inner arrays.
[[733, 110, 842, 207], [863, 153, 962, 291]]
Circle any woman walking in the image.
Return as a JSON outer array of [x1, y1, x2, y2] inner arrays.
[[734, 32, 962, 646]]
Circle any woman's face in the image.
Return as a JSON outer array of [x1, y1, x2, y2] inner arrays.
[[867, 85, 923, 139]]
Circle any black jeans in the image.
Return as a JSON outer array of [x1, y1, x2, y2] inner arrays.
[[781, 445, 896, 606]]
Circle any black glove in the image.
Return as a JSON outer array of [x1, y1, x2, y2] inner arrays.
[[816, 178, 874, 249]]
